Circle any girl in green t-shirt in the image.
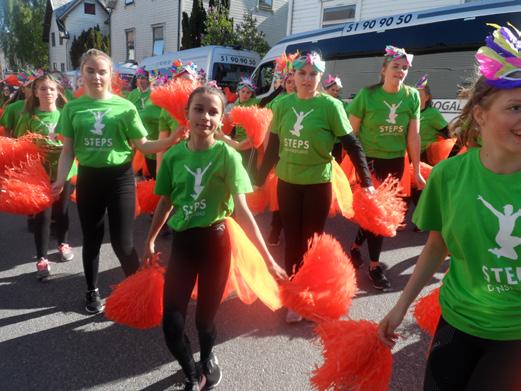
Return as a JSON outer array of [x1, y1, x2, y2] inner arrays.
[[348, 46, 425, 291], [51, 49, 181, 314], [257, 51, 373, 323], [144, 85, 287, 390], [0, 84, 32, 137], [16, 74, 75, 279], [379, 24, 521, 390]]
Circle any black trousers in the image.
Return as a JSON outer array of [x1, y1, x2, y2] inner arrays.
[[145, 157, 157, 180], [162, 221, 231, 381], [34, 181, 73, 258], [277, 179, 332, 275], [76, 163, 140, 291], [424, 317, 521, 391], [354, 157, 404, 262]]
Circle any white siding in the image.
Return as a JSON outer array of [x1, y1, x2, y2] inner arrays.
[[360, 0, 462, 19]]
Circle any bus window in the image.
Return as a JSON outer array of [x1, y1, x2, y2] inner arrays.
[[212, 63, 256, 90], [252, 60, 275, 95]]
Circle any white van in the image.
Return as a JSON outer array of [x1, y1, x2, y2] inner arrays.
[[252, 1, 521, 121], [139, 45, 260, 90]]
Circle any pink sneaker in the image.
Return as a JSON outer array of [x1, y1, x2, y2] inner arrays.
[[58, 243, 74, 262], [36, 258, 51, 280]]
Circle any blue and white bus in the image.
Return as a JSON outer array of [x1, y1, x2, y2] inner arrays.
[[252, 0, 521, 120]]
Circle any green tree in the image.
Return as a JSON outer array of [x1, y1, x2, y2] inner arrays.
[[181, 12, 191, 49], [235, 12, 270, 57], [69, 25, 109, 69], [181, 0, 207, 49], [201, 5, 237, 46]]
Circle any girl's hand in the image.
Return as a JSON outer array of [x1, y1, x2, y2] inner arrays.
[[51, 180, 64, 198], [267, 259, 288, 281], [378, 305, 407, 348], [363, 185, 375, 194], [143, 241, 155, 262], [414, 171, 426, 190], [214, 129, 224, 141], [169, 126, 189, 145]]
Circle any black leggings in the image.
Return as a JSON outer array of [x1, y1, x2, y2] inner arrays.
[[163, 221, 231, 381], [424, 317, 521, 391], [354, 157, 404, 262], [34, 181, 73, 258], [76, 164, 140, 291], [277, 179, 332, 275]]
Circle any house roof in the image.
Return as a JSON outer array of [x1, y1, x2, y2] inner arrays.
[[43, 0, 109, 42]]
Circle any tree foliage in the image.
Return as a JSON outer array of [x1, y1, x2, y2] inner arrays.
[[235, 12, 270, 57], [181, 0, 207, 50], [69, 25, 109, 69], [201, 5, 237, 47], [0, 0, 48, 69]]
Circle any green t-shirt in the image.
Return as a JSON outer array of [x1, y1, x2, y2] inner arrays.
[[1, 100, 25, 130], [270, 93, 351, 185], [419, 106, 448, 151], [266, 92, 287, 110], [127, 88, 161, 159], [158, 109, 179, 134], [155, 140, 252, 231], [413, 148, 521, 340], [57, 94, 147, 168], [233, 97, 260, 142], [349, 85, 420, 159]]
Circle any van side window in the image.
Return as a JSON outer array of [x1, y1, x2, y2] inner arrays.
[[253, 61, 275, 95]]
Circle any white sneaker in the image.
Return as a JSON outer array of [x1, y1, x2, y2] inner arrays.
[[285, 309, 303, 324], [36, 258, 51, 280], [58, 243, 74, 262]]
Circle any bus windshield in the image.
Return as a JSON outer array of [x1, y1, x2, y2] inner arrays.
[[212, 63, 256, 90]]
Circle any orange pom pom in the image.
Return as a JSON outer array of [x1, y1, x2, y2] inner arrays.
[[280, 234, 357, 322], [111, 74, 126, 96], [0, 126, 4, 137], [426, 138, 456, 165], [70, 189, 76, 203], [223, 86, 237, 104], [230, 106, 272, 149], [311, 320, 393, 391], [329, 160, 354, 219], [413, 287, 441, 336], [105, 254, 165, 329], [0, 157, 53, 215], [221, 114, 234, 136], [352, 175, 407, 237], [136, 179, 160, 215], [246, 188, 267, 215], [0, 135, 42, 170], [265, 169, 279, 211], [73, 87, 85, 98], [151, 78, 198, 126], [132, 150, 150, 177], [5, 74, 20, 87], [410, 162, 433, 188]]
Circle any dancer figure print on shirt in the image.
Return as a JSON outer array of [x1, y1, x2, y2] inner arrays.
[[185, 162, 212, 200], [384, 100, 402, 124], [289, 107, 314, 137], [478, 195, 521, 260], [89, 109, 111, 135]]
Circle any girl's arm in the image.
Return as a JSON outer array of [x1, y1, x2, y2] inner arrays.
[[233, 193, 287, 280], [348, 114, 362, 135], [144, 195, 173, 260], [255, 132, 279, 186], [407, 118, 426, 189], [215, 131, 253, 151], [132, 128, 182, 155], [51, 136, 74, 196], [338, 133, 373, 188], [379, 231, 448, 347]]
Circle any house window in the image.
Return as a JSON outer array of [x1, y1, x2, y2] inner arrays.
[[259, 0, 272, 9], [126, 29, 135, 61], [51, 32, 56, 47], [125, 0, 134, 4], [53, 63, 57, 70], [322, 4, 356, 27], [152, 25, 164, 56], [61, 63, 65, 72], [84, 2, 95, 15], [59, 35, 64, 45]]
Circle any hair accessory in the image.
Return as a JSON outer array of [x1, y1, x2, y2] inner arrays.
[[384, 45, 414, 66], [475, 23, 521, 89], [237, 76, 256, 92], [135, 67, 149, 79], [293, 51, 326, 73], [322, 74, 343, 89], [274, 51, 299, 80], [171, 60, 198, 78], [415, 74, 428, 89]]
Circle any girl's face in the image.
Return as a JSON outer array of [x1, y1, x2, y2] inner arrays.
[[474, 88, 521, 155], [238, 86, 253, 103], [136, 77, 149, 91], [285, 75, 296, 93], [187, 92, 224, 139], [81, 56, 112, 94], [382, 57, 410, 86], [325, 84, 341, 98], [35, 79, 58, 105], [419, 89, 430, 110], [3, 86, 10, 96], [294, 64, 320, 96]]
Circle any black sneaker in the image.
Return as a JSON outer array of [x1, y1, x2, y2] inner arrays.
[[267, 229, 280, 247], [85, 289, 104, 314], [201, 352, 222, 389], [349, 247, 364, 269], [368, 266, 391, 291], [184, 374, 206, 391]]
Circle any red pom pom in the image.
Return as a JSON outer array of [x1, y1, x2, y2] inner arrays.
[[105, 254, 165, 329], [0, 126, 4, 137], [223, 86, 237, 104], [136, 179, 160, 215], [352, 175, 407, 237], [221, 114, 234, 135], [111, 74, 126, 96], [311, 320, 393, 391], [0, 157, 53, 215], [151, 79, 198, 126], [0, 135, 42, 170], [230, 106, 272, 149], [132, 151, 150, 177], [5, 74, 20, 87], [426, 138, 456, 165], [73, 87, 85, 98], [413, 287, 441, 336], [265, 169, 279, 212], [246, 188, 267, 215], [280, 234, 357, 322]]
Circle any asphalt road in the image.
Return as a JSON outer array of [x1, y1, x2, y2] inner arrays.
[[0, 205, 446, 390]]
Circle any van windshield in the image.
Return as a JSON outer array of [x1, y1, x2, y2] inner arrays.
[[212, 63, 256, 90], [251, 61, 275, 96]]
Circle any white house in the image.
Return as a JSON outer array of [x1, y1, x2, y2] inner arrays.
[[110, 0, 289, 64], [43, 0, 110, 72], [287, 0, 481, 35]]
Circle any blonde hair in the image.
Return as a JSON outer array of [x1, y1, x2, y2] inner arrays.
[[449, 74, 500, 147], [79, 49, 113, 92]]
